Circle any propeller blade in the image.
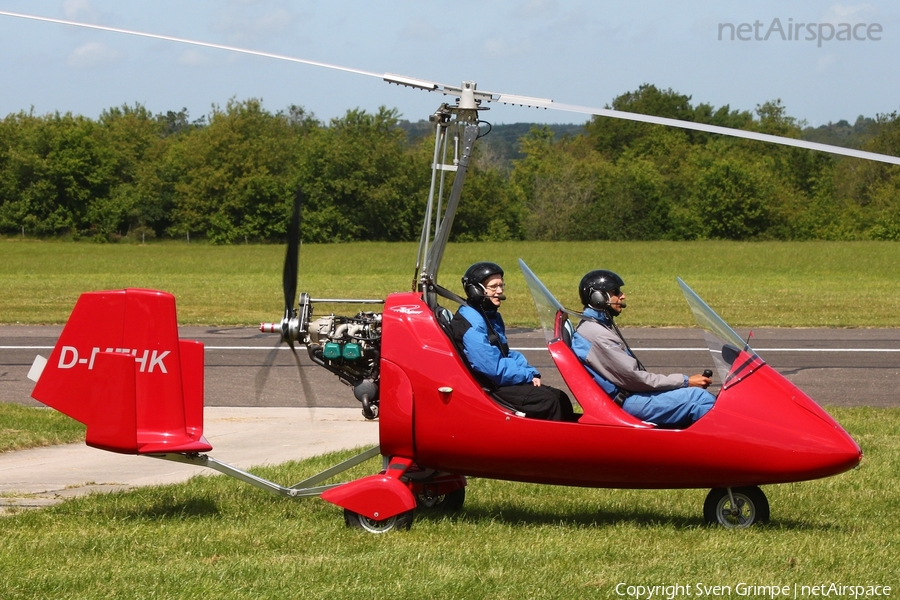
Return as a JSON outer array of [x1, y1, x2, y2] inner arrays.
[[254, 343, 281, 403], [283, 190, 316, 407], [6, 10, 897, 166], [253, 343, 317, 408], [283, 189, 302, 319], [289, 344, 318, 409], [256, 190, 316, 407]]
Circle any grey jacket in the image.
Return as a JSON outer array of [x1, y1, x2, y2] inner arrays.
[[572, 308, 685, 393]]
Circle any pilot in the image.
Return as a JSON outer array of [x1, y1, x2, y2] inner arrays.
[[571, 269, 715, 428], [450, 261, 576, 422]]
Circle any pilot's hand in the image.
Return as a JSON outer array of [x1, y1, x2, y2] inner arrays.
[[689, 374, 712, 389], [532, 377, 542, 387]]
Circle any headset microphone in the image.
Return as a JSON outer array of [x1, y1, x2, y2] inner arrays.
[[496, 293, 507, 301]]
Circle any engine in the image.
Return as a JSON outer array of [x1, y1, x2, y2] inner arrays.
[[305, 311, 382, 419]]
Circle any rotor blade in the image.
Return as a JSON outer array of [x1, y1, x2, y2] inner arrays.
[[485, 94, 900, 166], [0, 10, 382, 81], [6, 10, 898, 166], [283, 190, 302, 316]]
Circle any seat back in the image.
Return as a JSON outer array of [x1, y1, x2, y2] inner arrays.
[[548, 311, 652, 428], [433, 304, 526, 417]]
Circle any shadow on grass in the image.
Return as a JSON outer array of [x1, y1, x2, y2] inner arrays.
[[415, 505, 846, 531], [129, 496, 221, 520], [429, 505, 705, 528]]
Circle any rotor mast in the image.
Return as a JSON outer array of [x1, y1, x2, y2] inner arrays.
[[413, 82, 485, 295]]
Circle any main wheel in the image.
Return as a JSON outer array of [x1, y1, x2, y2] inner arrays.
[[343, 508, 414, 533], [416, 486, 466, 511], [704, 486, 770, 528]]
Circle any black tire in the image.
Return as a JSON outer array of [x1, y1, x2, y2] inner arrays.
[[417, 486, 466, 511], [703, 486, 770, 528], [343, 508, 414, 533]]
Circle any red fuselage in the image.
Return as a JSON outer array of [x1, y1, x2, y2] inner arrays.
[[378, 292, 862, 489]]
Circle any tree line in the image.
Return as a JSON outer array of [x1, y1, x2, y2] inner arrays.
[[1, 86, 899, 243]]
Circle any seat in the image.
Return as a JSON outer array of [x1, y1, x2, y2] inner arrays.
[[432, 304, 526, 417], [435, 306, 453, 331], [560, 317, 575, 347], [548, 310, 652, 428]]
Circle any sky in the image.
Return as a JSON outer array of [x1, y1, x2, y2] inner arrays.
[[1, 1, 898, 128]]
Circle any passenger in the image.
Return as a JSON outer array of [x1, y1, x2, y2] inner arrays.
[[572, 269, 715, 428], [450, 261, 576, 422]]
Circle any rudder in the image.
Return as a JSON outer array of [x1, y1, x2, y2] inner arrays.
[[29, 288, 212, 454]]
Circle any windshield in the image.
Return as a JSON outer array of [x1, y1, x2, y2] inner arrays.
[[677, 278, 765, 388], [518, 259, 565, 343]]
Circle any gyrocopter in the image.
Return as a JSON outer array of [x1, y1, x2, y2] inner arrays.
[[9, 10, 877, 532]]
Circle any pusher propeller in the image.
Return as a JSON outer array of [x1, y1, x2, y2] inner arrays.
[[257, 190, 316, 406]]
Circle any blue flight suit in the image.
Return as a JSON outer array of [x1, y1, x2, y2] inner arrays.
[[451, 304, 575, 422]]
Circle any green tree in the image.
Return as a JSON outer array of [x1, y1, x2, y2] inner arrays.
[[585, 84, 696, 158], [0, 111, 114, 237], [452, 144, 521, 242], [164, 99, 309, 243], [670, 144, 774, 240], [295, 107, 429, 242], [87, 104, 172, 240]]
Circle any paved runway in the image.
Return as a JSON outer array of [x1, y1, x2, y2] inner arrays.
[[3, 325, 899, 409]]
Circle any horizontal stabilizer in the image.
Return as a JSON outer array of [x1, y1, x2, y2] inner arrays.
[[31, 289, 212, 454]]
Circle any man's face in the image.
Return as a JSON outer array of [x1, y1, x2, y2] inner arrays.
[[482, 275, 505, 308], [606, 288, 625, 316]]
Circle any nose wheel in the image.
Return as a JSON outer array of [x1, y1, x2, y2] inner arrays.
[[704, 486, 769, 528], [344, 508, 414, 533]]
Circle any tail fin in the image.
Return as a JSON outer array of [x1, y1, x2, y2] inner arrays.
[[29, 288, 212, 455]]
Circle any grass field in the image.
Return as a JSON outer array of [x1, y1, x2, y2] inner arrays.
[[0, 407, 896, 599], [2, 240, 898, 597], [2, 239, 899, 327], [0, 403, 85, 452]]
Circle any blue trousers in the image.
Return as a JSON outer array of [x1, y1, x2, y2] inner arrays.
[[621, 387, 715, 428]]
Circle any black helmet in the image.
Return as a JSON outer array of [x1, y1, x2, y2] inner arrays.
[[462, 261, 504, 301], [579, 269, 625, 308]]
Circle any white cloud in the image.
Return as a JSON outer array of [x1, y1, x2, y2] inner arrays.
[[178, 49, 211, 66], [65, 42, 120, 68], [62, 0, 93, 19], [252, 8, 293, 35], [481, 36, 531, 59], [214, 6, 296, 43], [513, 0, 559, 20], [816, 53, 837, 72], [397, 18, 442, 43], [822, 3, 878, 24]]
